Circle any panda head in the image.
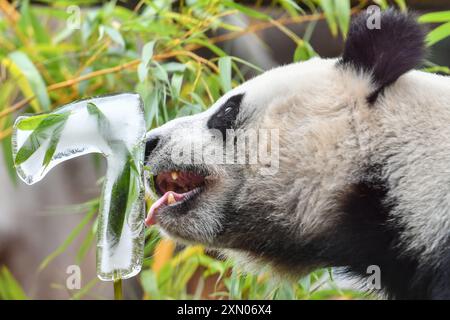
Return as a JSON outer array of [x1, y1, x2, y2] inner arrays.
[[144, 9, 426, 272]]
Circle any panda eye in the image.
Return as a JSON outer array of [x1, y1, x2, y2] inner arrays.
[[207, 93, 244, 136]]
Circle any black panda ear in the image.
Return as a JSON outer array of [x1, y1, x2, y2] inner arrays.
[[341, 9, 426, 103]]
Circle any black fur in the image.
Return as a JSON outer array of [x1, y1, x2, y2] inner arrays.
[[341, 9, 426, 103], [332, 169, 426, 299], [222, 165, 449, 299], [145, 134, 160, 159], [207, 94, 244, 138]]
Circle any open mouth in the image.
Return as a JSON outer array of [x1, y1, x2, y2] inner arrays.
[[145, 170, 206, 226]]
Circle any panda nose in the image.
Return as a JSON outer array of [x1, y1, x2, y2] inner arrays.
[[145, 134, 160, 159]]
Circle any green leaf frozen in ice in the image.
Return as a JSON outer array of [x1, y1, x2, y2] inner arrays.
[[108, 159, 130, 245], [16, 114, 49, 130], [87, 102, 141, 247], [42, 117, 68, 167], [14, 112, 70, 166]]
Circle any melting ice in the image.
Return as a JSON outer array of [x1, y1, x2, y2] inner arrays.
[[12, 93, 146, 281]]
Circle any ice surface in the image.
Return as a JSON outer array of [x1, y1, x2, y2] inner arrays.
[[12, 93, 146, 281]]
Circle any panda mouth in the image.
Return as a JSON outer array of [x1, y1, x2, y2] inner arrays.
[[145, 170, 206, 226]]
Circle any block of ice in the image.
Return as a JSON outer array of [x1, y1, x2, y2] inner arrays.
[[12, 93, 146, 281]]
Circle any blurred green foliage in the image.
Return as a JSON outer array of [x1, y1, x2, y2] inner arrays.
[[1, 0, 449, 300]]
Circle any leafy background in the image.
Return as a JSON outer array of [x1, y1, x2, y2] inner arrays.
[[1, 0, 450, 300]]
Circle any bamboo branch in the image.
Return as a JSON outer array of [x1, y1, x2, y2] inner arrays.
[[0, 127, 12, 140], [0, 0, 19, 23]]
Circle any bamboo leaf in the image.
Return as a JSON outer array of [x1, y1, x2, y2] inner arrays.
[[16, 114, 49, 130], [426, 21, 450, 46], [87, 102, 138, 246], [171, 73, 183, 100], [293, 41, 317, 62], [319, 0, 338, 37], [2, 51, 50, 112], [14, 112, 70, 166], [223, 1, 271, 21], [137, 41, 156, 82], [2, 134, 17, 184], [218, 56, 232, 93], [104, 26, 125, 48], [142, 89, 159, 130], [70, 277, 99, 300], [419, 11, 450, 24], [19, 0, 50, 44], [76, 218, 97, 264], [279, 0, 304, 16], [394, 0, 407, 11], [334, 0, 350, 38], [43, 116, 68, 167], [39, 205, 97, 271], [108, 161, 131, 246], [141, 270, 160, 298], [142, 41, 156, 67], [0, 266, 28, 300], [373, 0, 388, 10]]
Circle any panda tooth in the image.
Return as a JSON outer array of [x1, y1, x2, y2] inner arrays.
[[167, 193, 176, 205], [171, 171, 178, 180]]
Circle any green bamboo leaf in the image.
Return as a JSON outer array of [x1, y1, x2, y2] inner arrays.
[[162, 62, 186, 73], [426, 21, 450, 46], [87, 102, 138, 245], [0, 84, 17, 183], [2, 134, 17, 184], [87, 102, 111, 134], [319, 0, 338, 37], [152, 61, 170, 84], [218, 56, 232, 93], [70, 277, 99, 300], [108, 161, 131, 246], [141, 270, 160, 298], [0, 266, 28, 300], [173, 260, 198, 291], [142, 89, 159, 130], [125, 163, 140, 219], [137, 41, 156, 82], [186, 39, 227, 57], [230, 56, 264, 73], [293, 41, 317, 62], [419, 11, 450, 23], [14, 112, 69, 166], [171, 73, 183, 99], [394, 0, 407, 11], [43, 117, 68, 167], [334, 0, 350, 38], [104, 26, 125, 48], [373, 0, 388, 9], [76, 217, 97, 264], [2, 52, 50, 112], [39, 205, 96, 271], [223, 1, 271, 21], [9, 51, 50, 111], [142, 41, 156, 67], [16, 114, 49, 130], [53, 26, 77, 44], [19, 0, 50, 44], [279, 0, 304, 16]]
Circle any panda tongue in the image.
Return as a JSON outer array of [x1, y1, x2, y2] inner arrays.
[[145, 191, 184, 226]]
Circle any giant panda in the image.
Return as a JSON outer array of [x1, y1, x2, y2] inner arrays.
[[143, 9, 450, 299]]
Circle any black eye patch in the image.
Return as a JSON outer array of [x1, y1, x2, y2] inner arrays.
[[207, 93, 244, 136]]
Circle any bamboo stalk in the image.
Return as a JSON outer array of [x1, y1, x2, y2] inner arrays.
[[113, 278, 123, 300]]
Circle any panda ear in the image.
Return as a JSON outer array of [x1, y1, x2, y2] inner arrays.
[[341, 9, 426, 103]]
